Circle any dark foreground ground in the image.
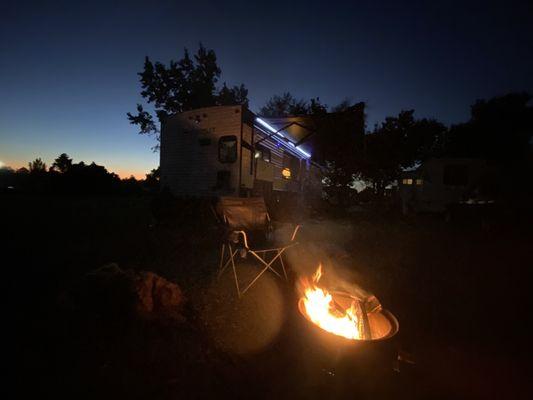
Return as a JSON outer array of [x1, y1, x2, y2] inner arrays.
[[6, 194, 533, 399]]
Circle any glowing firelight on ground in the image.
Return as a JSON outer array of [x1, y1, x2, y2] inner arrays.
[[301, 265, 363, 340]]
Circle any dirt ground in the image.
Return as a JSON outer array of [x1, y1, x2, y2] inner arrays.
[[7, 194, 532, 399]]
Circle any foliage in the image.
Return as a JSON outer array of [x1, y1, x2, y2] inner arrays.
[[1, 154, 158, 195], [145, 167, 160, 190], [259, 92, 330, 117], [259, 92, 310, 117], [51, 153, 73, 173], [356, 110, 446, 194], [445, 92, 533, 163], [318, 103, 366, 205], [28, 158, 47, 173], [444, 92, 533, 197], [128, 44, 249, 149]]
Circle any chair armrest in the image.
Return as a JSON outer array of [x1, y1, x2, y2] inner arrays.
[[234, 230, 250, 249], [290, 224, 302, 242]]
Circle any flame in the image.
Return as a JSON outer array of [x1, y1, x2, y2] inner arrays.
[[301, 265, 362, 340]]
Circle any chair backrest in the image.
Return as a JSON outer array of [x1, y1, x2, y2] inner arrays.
[[216, 196, 269, 231]]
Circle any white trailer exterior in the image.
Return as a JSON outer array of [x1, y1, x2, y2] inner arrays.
[[160, 105, 322, 200]]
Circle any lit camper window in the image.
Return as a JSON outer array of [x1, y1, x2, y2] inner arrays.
[[402, 178, 413, 185], [254, 144, 271, 162], [218, 136, 237, 163]]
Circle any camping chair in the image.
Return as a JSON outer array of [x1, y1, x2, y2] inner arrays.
[[215, 196, 301, 297]]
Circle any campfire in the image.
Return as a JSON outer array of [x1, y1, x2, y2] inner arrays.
[[298, 265, 398, 342]]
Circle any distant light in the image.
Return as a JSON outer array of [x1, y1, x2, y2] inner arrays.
[[0, 161, 4, 168]]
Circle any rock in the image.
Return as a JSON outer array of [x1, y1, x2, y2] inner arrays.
[[60, 264, 184, 320], [152, 273, 183, 310], [133, 271, 157, 313], [133, 271, 184, 317]]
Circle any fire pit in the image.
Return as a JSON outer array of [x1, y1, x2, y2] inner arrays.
[[294, 265, 400, 394]]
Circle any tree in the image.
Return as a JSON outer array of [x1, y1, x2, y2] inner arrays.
[[259, 92, 312, 117], [444, 92, 533, 198], [445, 92, 533, 163], [128, 44, 249, 149], [319, 103, 366, 204], [356, 111, 446, 195], [28, 158, 47, 174], [217, 83, 249, 107], [144, 167, 160, 190], [51, 153, 73, 173]]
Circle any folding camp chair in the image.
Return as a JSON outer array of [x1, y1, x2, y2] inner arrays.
[[216, 197, 301, 297]]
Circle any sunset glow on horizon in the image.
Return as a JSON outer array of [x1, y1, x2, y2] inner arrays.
[[1, 157, 154, 180]]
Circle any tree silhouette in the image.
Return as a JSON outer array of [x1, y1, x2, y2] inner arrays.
[[446, 92, 533, 163], [128, 44, 249, 149], [317, 103, 366, 205], [144, 167, 160, 190], [259, 92, 309, 117], [356, 111, 446, 195], [28, 158, 47, 174], [51, 153, 73, 173]]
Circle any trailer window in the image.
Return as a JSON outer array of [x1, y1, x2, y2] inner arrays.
[[218, 136, 237, 163], [254, 144, 271, 162]]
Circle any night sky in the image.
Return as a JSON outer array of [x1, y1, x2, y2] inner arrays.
[[1, 0, 532, 177]]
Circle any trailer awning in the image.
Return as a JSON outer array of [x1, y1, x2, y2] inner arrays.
[[254, 116, 317, 159]]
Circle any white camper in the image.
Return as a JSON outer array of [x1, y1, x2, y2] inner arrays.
[[160, 105, 322, 202]]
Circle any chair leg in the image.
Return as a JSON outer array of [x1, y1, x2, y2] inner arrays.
[[228, 243, 241, 298], [218, 243, 238, 279], [250, 249, 286, 278], [240, 261, 270, 295], [279, 254, 288, 281], [218, 243, 225, 278], [241, 248, 288, 295]]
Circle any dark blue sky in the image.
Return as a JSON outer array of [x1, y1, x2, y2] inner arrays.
[[1, 0, 532, 177]]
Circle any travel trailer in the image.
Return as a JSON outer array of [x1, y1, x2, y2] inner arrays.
[[399, 158, 494, 213], [160, 105, 323, 203]]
